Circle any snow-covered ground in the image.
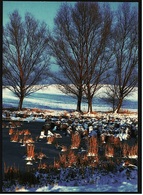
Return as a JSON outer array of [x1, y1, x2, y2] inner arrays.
[[3, 166, 138, 192], [2, 84, 138, 112], [2, 84, 140, 193]]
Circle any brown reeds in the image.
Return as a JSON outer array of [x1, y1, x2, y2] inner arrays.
[[47, 136, 55, 144], [122, 143, 130, 158], [59, 153, 67, 167], [38, 162, 47, 170], [128, 143, 138, 158], [10, 130, 19, 142], [25, 137, 35, 144], [88, 156, 99, 167], [24, 129, 31, 135], [4, 162, 20, 180], [113, 137, 121, 146], [87, 136, 98, 156], [107, 135, 114, 144], [9, 128, 14, 135], [105, 143, 114, 158], [54, 159, 61, 169], [26, 144, 35, 160], [67, 150, 77, 167], [37, 152, 47, 160], [100, 134, 106, 144], [71, 132, 81, 149], [61, 145, 67, 152]]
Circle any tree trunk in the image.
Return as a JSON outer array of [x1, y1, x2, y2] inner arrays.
[[18, 95, 24, 110], [76, 96, 82, 112], [88, 97, 93, 113], [116, 98, 123, 113]]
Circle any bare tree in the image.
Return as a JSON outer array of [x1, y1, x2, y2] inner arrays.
[[101, 80, 119, 113], [107, 3, 138, 113], [50, 2, 113, 112], [3, 10, 50, 110], [82, 4, 113, 113]]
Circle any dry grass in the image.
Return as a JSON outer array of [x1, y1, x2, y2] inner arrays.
[[61, 145, 67, 152], [118, 109, 137, 114], [79, 154, 89, 166], [47, 136, 55, 144], [128, 143, 138, 158], [105, 143, 114, 158], [100, 134, 106, 144], [122, 143, 130, 158], [38, 162, 47, 170], [26, 144, 35, 160], [36, 152, 47, 160], [113, 137, 121, 146], [59, 153, 67, 167], [71, 132, 81, 149], [23, 129, 31, 136], [67, 150, 77, 167], [10, 130, 19, 142], [4, 162, 19, 175], [87, 136, 98, 156], [4, 162, 20, 181], [107, 135, 114, 144], [54, 160, 61, 169], [9, 128, 14, 135]]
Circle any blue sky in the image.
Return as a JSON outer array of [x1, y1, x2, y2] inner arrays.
[[3, 1, 138, 29], [3, 1, 76, 29]]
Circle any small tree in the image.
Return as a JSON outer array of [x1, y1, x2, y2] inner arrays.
[[3, 10, 50, 110]]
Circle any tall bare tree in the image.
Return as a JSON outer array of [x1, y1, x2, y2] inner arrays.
[[107, 3, 138, 113], [50, 2, 113, 112], [3, 10, 50, 110], [82, 4, 113, 113]]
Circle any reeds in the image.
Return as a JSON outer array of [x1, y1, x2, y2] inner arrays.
[[105, 143, 114, 158], [26, 144, 35, 160], [61, 145, 67, 152], [59, 153, 67, 167], [107, 135, 114, 144], [10, 130, 19, 142], [47, 136, 55, 144], [128, 143, 138, 158], [113, 137, 121, 146], [23, 129, 31, 136], [9, 128, 14, 135], [54, 159, 61, 169], [37, 152, 47, 160], [67, 150, 77, 167], [100, 134, 106, 144], [87, 136, 98, 156], [122, 143, 130, 158], [71, 132, 81, 149], [4, 162, 20, 180], [38, 162, 47, 170]]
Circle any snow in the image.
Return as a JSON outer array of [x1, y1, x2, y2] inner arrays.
[[3, 168, 138, 192], [2, 84, 138, 112], [2, 85, 140, 193]]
